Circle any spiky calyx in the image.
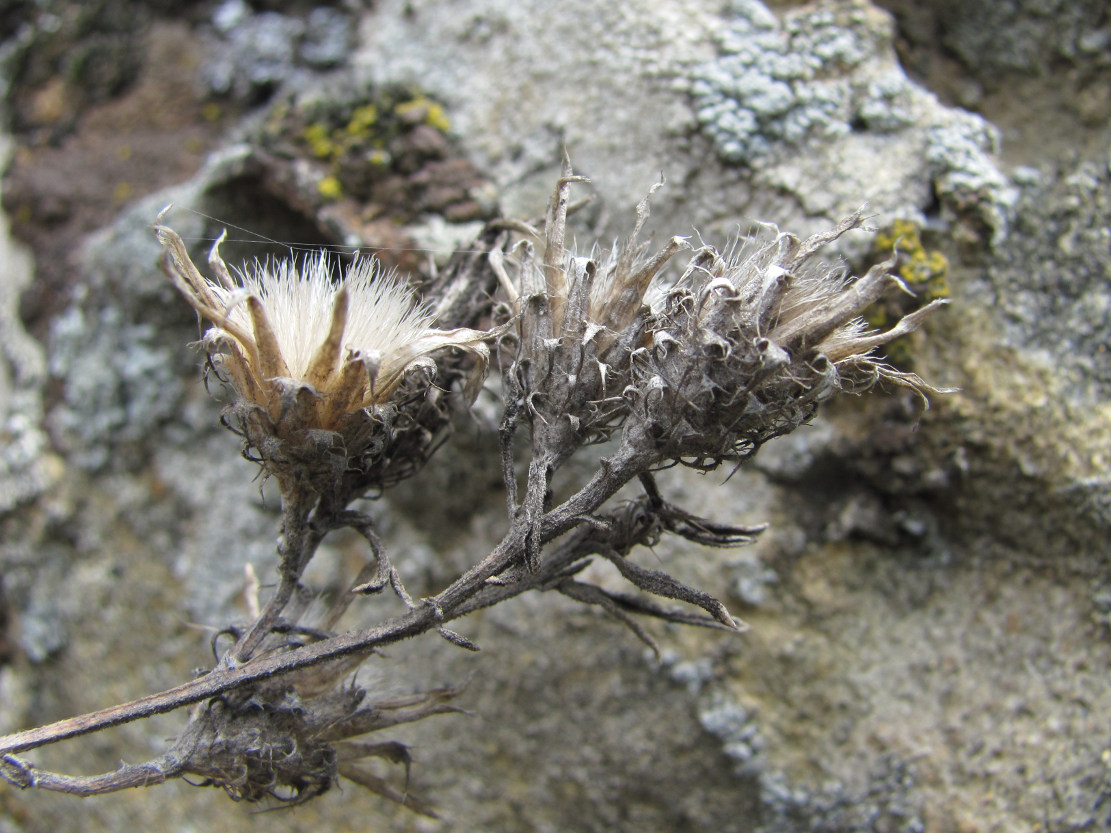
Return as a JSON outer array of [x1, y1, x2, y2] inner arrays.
[[497, 165, 948, 471], [155, 217, 495, 495]]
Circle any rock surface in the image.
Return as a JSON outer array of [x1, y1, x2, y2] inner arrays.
[[1, 1, 1109, 831]]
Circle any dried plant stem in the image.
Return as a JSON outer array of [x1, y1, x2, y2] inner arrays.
[[0, 603, 437, 760], [230, 487, 322, 663], [538, 443, 651, 539], [0, 442, 651, 771], [0, 753, 183, 796]]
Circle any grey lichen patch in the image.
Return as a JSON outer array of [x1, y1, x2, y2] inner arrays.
[[203, 0, 355, 102], [0, 137, 54, 513], [689, 0, 1017, 241], [691, 0, 911, 164], [698, 696, 765, 776], [756, 756, 926, 833], [985, 153, 1111, 403], [0, 345, 53, 513], [47, 306, 183, 470], [924, 115, 1017, 245], [154, 439, 280, 625], [45, 203, 195, 471]]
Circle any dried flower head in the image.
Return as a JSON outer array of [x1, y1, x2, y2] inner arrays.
[[623, 211, 949, 466], [493, 163, 688, 461], [155, 215, 493, 494], [177, 581, 463, 813], [496, 165, 948, 475]]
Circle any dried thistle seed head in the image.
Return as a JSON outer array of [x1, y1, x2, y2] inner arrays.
[[155, 217, 495, 495], [496, 164, 687, 450], [500, 171, 683, 345], [155, 219, 492, 429], [584, 218, 689, 349], [623, 212, 948, 466], [712, 211, 950, 374]]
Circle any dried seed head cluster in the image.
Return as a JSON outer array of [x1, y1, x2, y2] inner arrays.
[[171, 581, 463, 813], [180, 679, 459, 813], [625, 212, 948, 466], [497, 162, 947, 473], [0, 165, 951, 815], [155, 217, 493, 495], [493, 171, 688, 462]]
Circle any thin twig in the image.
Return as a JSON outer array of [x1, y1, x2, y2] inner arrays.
[[0, 434, 654, 762]]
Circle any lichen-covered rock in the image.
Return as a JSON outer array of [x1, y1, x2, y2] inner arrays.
[[0, 139, 52, 513], [927, 0, 1110, 80], [2, 1, 1110, 832], [690, 0, 1017, 242], [691, 0, 913, 162], [203, 0, 356, 101], [985, 156, 1111, 403]]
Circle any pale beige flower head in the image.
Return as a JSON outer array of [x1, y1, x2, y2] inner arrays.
[[155, 214, 492, 434], [493, 163, 686, 357]]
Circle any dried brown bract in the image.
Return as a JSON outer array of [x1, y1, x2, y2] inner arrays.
[[622, 212, 949, 468], [494, 161, 687, 459], [155, 216, 493, 498]]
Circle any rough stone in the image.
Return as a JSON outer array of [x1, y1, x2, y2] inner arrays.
[[203, 0, 355, 101], [1, 1, 1110, 831], [691, 0, 1018, 242], [0, 136, 52, 512]]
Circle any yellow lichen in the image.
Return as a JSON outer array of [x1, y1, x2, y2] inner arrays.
[[864, 219, 951, 366], [279, 87, 456, 208], [303, 123, 336, 160], [874, 219, 950, 301], [317, 175, 343, 200], [901, 249, 951, 299], [873, 218, 919, 254], [344, 104, 378, 137], [395, 96, 451, 132], [423, 101, 451, 133]]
